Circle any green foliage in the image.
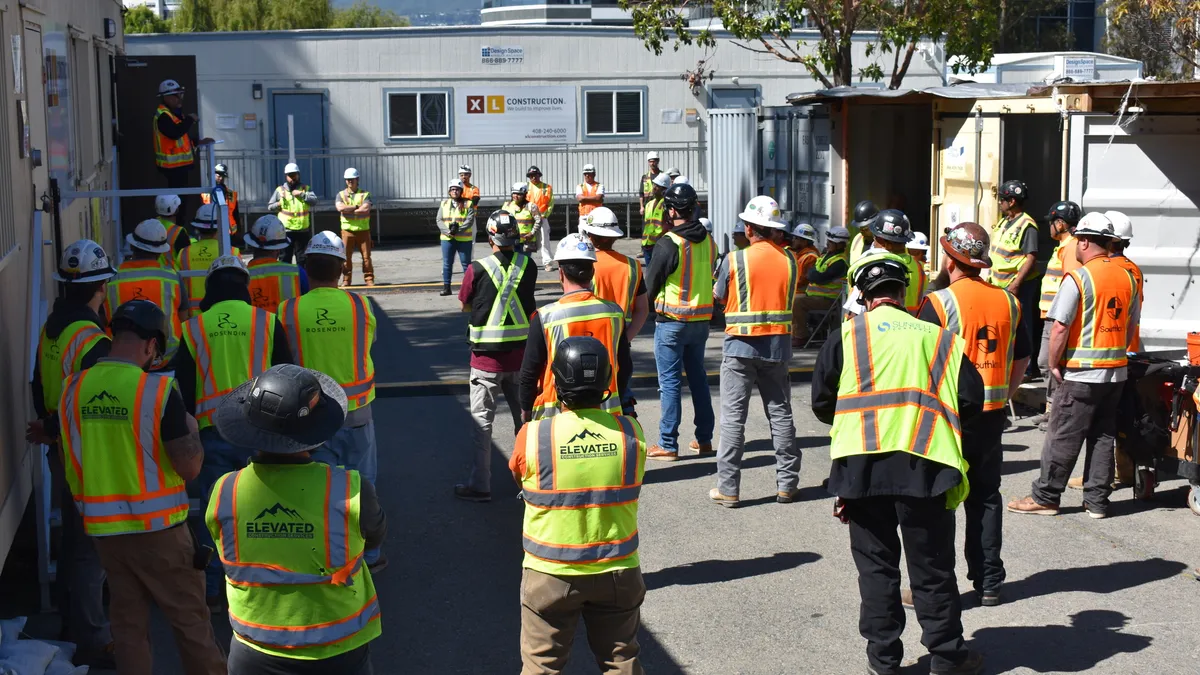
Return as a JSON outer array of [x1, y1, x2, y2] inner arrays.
[[124, 5, 171, 34], [174, 0, 218, 32], [139, 0, 409, 33], [331, 0, 411, 28]]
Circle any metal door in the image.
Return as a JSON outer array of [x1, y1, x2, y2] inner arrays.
[[934, 112, 1002, 234], [760, 107, 831, 243], [710, 87, 760, 109], [272, 93, 327, 198]]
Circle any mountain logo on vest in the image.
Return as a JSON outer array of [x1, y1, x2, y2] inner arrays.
[[81, 391, 129, 420], [1106, 297, 1123, 321], [975, 325, 999, 354], [308, 308, 347, 333], [559, 428, 619, 459], [246, 502, 315, 539]]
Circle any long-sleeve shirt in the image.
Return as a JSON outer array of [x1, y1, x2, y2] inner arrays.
[[518, 310, 634, 415], [267, 183, 318, 213], [174, 314, 294, 416], [436, 198, 477, 237], [156, 107, 194, 141], [806, 256, 849, 285]]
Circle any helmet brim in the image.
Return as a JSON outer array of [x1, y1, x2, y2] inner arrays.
[[244, 233, 290, 251], [215, 369, 347, 453], [579, 224, 623, 238], [53, 269, 116, 283], [939, 235, 992, 269], [126, 233, 172, 255]]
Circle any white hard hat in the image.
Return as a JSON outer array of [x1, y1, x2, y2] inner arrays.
[[155, 194, 181, 217], [244, 215, 289, 251], [582, 164, 597, 173], [667, 167, 681, 178], [306, 230, 346, 261], [738, 196, 788, 230], [906, 231, 930, 251], [55, 239, 115, 283], [158, 79, 185, 97], [646, 151, 660, 161], [579, 207, 623, 238], [1075, 212, 1115, 239], [554, 233, 598, 263], [673, 175, 690, 185], [792, 223, 816, 241], [651, 173, 672, 189], [459, 164, 472, 174], [1104, 210, 1133, 241], [344, 167, 360, 180], [700, 217, 713, 233], [826, 226, 851, 243], [448, 179, 464, 192], [284, 162, 301, 175], [192, 202, 221, 230], [127, 219, 172, 254], [207, 254, 249, 278], [511, 182, 528, 195]]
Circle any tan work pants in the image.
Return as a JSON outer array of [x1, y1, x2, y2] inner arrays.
[[341, 229, 374, 286], [93, 525, 226, 675], [793, 293, 835, 340], [520, 567, 645, 675]]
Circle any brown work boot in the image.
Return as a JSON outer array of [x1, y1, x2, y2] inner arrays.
[[900, 588, 914, 610], [342, 276, 353, 288], [777, 487, 804, 503], [1067, 476, 1084, 490], [708, 488, 739, 508], [690, 439, 714, 456], [365, 278, 375, 287], [1006, 495, 1058, 516], [646, 445, 679, 462]]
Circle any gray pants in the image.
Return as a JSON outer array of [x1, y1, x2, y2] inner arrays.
[[716, 356, 800, 496], [1037, 321, 1058, 399], [1031, 379, 1123, 511], [468, 368, 522, 493]]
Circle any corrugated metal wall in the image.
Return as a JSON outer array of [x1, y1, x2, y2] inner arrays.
[[707, 109, 757, 254], [761, 106, 832, 244]]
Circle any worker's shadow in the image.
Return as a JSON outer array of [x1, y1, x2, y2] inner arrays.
[[643, 551, 821, 590], [963, 610, 1152, 673], [1000, 557, 1187, 603]]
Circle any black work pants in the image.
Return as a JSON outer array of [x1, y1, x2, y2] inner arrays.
[[283, 228, 313, 267], [1017, 281, 1041, 376], [1032, 379, 1123, 511], [229, 639, 373, 675], [962, 409, 1006, 593], [845, 495, 967, 674]]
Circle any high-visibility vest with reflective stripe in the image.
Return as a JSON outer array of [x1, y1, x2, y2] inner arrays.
[[278, 185, 312, 231], [807, 250, 847, 299], [641, 173, 658, 200], [528, 181, 553, 216], [591, 250, 641, 322], [577, 182, 602, 217], [469, 253, 531, 345], [724, 241, 797, 336], [792, 248, 819, 291], [439, 199, 473, 242], [182, 301, 274, 429], [461, 184, 480, 203], [927, 277, 1020, 412], [849, 232, 870, 264], [1039, 235, 1080, 317], [247, 258, 302, 313], [159, 219, 189, 269], [902, 253, 927, 313], [207, 462, 380, 659], [641, 198, 665, 247], [279, 288, 376, 410], [502, 201, 538, 245], [105, 260, 184, 363], [58, 361, 188, 536], [201, 190, 239, 233], [177, 239, 240, 316], [1062, 258, 1136, 370], [153, 106, 193, 169], [532, 292, 624, 419], [339, 189, 372, 233], [831, 307, 969, 509], [1111, 254, 1144, 351], [520, 409, 645, 576], [654, 231, 714, 321], [38, 320, 109, 414], [987, 213, 1037, 289]]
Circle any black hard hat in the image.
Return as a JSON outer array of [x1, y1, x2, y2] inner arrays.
[[998, 179, 1028, 203], [110, 300, 168, 352], [215, 364, 347, 453], [486, 209, 520, 246], [663, 183, 698, 211], [851, 251, 911, 293], [526, 165, 542, 176], [869, 209, 913, 244], [551, 336, 611, 399], [853, 200, 879, 225], [1046, 200, 1082, 227]]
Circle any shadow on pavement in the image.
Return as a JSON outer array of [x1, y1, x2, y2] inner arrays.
[[644, 552, 822, 590], [963, 610, 1152, 673], [1002, 558, 1189, 604], [1001, 459, 1042, 476]]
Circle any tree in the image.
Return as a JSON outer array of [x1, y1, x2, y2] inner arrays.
[[622, 0, 1000, 89], [174, 0, 218, 32], [1106, 0, 1193, 78], [124, 5, 171, 34], [148, 0, 410, 33], [332, 0, 412, 28]]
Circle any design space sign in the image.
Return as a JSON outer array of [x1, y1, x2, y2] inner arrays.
[[456, 87, 576, 146], [481, 46, 523, 65]]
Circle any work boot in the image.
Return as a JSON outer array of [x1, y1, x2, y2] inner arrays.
[[931, 650, 984, 675], [777, 487, 805, 503], [453, 484, 491, 503], [75, 642, 116, 669], [1006, 495, 1059, 516], [440, 283, 452, 296], [1068, 476, 1084, 490], [708, 488, 739, 508], [647, 445, 678, 462], [980, 588, 1002, 607], [690, 439, 714, 456], [900, 588, 914, 610], [365, 277, 375, 287]]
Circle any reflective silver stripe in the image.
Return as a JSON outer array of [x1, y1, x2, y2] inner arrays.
[[850, 315, 873, 393], [539, 299, 623, 326], [835, 390, 962, 436], [929, 329, 955, 392], [651, 302, 713, 317], [469, 254, 530, 343], [279, 300, 302, 365], [523, 532, 639, 562], [469, 326, 528, 341], [186, 317, 217, 404], [616, 415, 640, 487], [1075, 267, 1097, 349], [1064, 347, 1126, 359], [178, 269, 207, 278], [327, 466, 350, 571], [932, 289, 960, 335], [62, 373, 85, 475], [536, 419, 554, 491], [984, 386, 1008, 406], [352, 294, 371, 385], [139, 374, 172, 494], [216, 473, 239, 563], [725, 311, 794, 324], [250, 308, 271, 377], [343, 380, 375, 397], [62, 326, 106, 378], [225, 557, 364, 587], [522, 486, 641, 508], [79, 490, 186, 518], [230, 596, 380, 648], [733, 250, 750, 314]]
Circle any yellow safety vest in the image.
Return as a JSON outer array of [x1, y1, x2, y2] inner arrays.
[[58, 361, 188, 536], [159, 219, 188, 269], [502, 201, 538, 245], [469, 253, 531, 345], [207, 462, 380, 660], [439, 199, 474, 243], [339, 189, 371, 232], [1039, 235, 1078, 318], [830, 306, 970, 509], [153, 105, 194, 169], [279, 288, 376, 410], [654, 231, 714, 321], [278, 185, 313, 232], [849, 232, 870, 263], [641, 198, 665, 247], [38, 320, 109, 414], [806, 250, 847, 299], [177, 239, 240, 317], [182, 301, 275, 429], [519, 409, 645, 576], [987, 213, 1037, 289]]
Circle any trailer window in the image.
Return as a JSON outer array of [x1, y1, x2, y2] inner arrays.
[[584, 90, 643, 137], [386, 90, 449, 140]]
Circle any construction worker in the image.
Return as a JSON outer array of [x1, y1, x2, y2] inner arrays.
[[580, 207, 650, 340], [1032, 201, 1082, 430], [200, 163, 240, 235], [155, 194, 191, 266], [153, 79, 213, 223], [793, 226, 850, 345], [920, 223, 1031, 607], [526, 166, 556, 272], [511, 336, 647, 674], [988, 179, 1040, 378], [847, 199, 880, 261], [638, 150, 662, 214], [438, 179, 477, 296], [673, 174, 690, 186], [245, 214, 309, 312], [1105, 210, 1144, 351], [812, 253, 985, 675], [209, 364, 385, 674], [846, 210, 925, 315], [177, 255, 293, 606], [640, 173, 671, 265], [907, 231, 930, 271], [57, 299, 227, 675], [666, 167, 681, 183], [337, 167, 375, 288], [519, 234, 633, 421], [454, 211, 539, 503], [178, 202, 240, 318], [575, 163, 605, 229], [644, 183, 715, 461], [104, 219, 188, 369], [279, 232, 385, 573], [1008, 215, 1139, 520], [732, 221, 750, 250], [459, 164, 481, 207], [504, 182, 544, 261], [710, 196, 802, 507], [268, 162, 318, 266], [788, 223, 820, 347], [27, 240, 116, 669]]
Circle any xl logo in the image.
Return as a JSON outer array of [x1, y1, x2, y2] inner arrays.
[[487, 95, 505, 113], [467, 96, 485, 114], [217, 313, 237, 329], [975, 325, 999, 354], [1106, 297, 1123, 320], [315, 309, 336, 326]]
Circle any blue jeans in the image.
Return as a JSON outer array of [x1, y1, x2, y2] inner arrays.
[[189, 427, 254, 596], [642, 246, 654, 266], [653, 321, 715, 452], [311, 417, 381, 564], [441, 238, 472, 285]]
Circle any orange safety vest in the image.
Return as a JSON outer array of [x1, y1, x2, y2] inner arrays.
[[201, 190, 239, 233], [591, 250, 641, 322], [247, 258, 302, 312], [577, 182, 603, 217], [792, 247, 819, 291], [528, 181, 553, 216], [723, 240, 798, 337], [103, 259, 184, 364], [153, 105, 194, 169], [461, 183, 480, 203], [1111, 254, 1144, 352], [532, 291, 623, 419], [1062, 257, 1137, 370], [925, 276, 1021, 412]]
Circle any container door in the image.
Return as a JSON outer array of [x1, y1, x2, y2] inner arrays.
[[272, 92, 328, 199], [934, 113, 1002, 234]]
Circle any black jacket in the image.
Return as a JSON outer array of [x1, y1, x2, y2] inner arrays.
[[31, 299, 110, 420], [644, 219, 713, 322]]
